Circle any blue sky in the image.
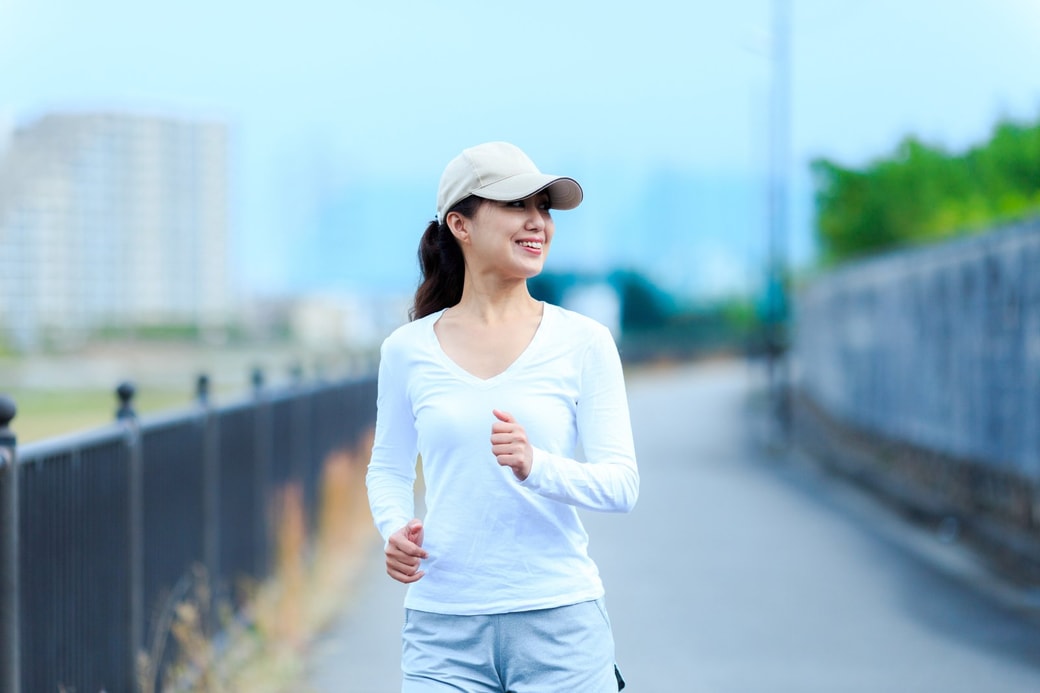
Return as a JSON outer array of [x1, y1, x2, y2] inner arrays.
[[2, 0, 1039, 299]]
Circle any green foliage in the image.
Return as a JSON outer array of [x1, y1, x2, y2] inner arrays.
[[812, 115, 1040, 264], [606, 269, 676, 332], [97, 323, 202, 341], [527, 273, 569, 307]]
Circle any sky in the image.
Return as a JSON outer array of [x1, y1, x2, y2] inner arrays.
[[2, 0, 1039, 301]]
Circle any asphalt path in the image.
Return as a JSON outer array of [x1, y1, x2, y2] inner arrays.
[[305, 359, 1040, 692]]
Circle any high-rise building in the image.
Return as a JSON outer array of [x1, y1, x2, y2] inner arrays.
[[0, 111, 230, 351]]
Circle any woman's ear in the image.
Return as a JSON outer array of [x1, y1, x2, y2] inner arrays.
[[445, 211, 471, 245]]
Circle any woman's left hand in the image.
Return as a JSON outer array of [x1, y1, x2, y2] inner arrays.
[[491, 409, 533, 481]]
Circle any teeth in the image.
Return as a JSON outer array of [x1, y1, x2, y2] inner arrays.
[[518, 241, 542, 249]]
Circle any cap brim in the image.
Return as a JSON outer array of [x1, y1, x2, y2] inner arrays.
[[473, 173, 583, 211]]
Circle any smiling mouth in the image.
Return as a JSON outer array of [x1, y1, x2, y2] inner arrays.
[[517, 240, 543, 250]]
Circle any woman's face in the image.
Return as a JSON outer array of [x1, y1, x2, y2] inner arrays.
[[458, 192, 555, 279]]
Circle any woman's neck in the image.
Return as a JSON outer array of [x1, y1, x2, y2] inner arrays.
[[452, 277, 541, 325]]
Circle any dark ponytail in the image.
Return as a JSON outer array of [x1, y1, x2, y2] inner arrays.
[[410, 196, 483, 320]]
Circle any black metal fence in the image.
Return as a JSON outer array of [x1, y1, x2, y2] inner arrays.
[[0, 369, 377, 693]]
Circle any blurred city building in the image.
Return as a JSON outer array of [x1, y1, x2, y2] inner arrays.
[[560, 282, 622, 338], [288, 291, 412, 352], [0, 111, 230, 351]]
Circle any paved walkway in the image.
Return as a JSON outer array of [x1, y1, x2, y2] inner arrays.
[[305, 360, 1040, 692]]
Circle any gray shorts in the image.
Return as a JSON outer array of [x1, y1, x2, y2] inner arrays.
[[401, 598, 619, 692]]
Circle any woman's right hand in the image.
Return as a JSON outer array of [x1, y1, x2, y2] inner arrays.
[[385, 519, 427, 584]]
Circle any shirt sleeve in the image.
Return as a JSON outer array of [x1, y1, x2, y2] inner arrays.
[[520, 326, 639, 512], [365, 336, 419, 542]]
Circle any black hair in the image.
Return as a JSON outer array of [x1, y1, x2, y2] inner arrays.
[[410, 195, 484, 320]]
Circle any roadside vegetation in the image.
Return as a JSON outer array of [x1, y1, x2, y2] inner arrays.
[[137, 438, 377, 693], [812, 113, 1040, 265]]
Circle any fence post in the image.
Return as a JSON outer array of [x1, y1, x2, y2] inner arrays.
[[116, 382, 144, 690], [196, 373, 210, 407], [116, 381, 137, 422], [197, 374, 220, 624], [288, 365, 314, 530], [251, 368, 272, 578], [0, 395, 19, 693]]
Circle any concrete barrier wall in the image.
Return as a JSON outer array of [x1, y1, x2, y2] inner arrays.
[[794, 216, 1040, 482]]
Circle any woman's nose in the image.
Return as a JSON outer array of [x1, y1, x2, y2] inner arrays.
[[524, 204, 546, 229]]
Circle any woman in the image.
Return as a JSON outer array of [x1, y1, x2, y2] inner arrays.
[[366, 141, 638, 692]]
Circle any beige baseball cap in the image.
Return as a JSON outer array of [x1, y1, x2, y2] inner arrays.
[[436, 142, 583, 223]]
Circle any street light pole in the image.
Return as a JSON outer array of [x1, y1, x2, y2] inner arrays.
[[767, 0, 792, 435]]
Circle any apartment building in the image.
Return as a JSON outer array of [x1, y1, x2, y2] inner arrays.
[[0, 111, 230, 351]]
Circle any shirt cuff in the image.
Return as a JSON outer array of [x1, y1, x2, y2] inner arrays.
[[519, 447, 548, 489]]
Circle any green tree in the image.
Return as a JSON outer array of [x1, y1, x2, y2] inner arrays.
[[607, 269, 674, 332], [812, 114, 1040, 265]]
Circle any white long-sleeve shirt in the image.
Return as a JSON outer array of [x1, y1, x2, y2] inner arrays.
[[366, 302, 639, 615]]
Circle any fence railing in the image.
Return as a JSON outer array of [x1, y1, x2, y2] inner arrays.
[[0, 368, 377, 693]]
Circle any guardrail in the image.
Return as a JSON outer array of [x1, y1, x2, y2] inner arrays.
[[0, 368, 377, 693]]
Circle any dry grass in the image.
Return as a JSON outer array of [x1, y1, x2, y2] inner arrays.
[[141, 431, 377, 693]]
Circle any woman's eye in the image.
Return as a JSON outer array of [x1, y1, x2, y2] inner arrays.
[[505, 198, 550, 211]]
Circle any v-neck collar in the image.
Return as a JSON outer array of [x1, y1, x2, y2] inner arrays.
[[428, 303, 551, 387]]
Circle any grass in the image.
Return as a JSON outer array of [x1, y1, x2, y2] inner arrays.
[[0, 339, 376, 445], [2, 387, 206, 443], [138, 432, 379, 693]]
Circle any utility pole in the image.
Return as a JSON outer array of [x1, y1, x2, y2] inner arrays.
[[767, 0, 792, 436]]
